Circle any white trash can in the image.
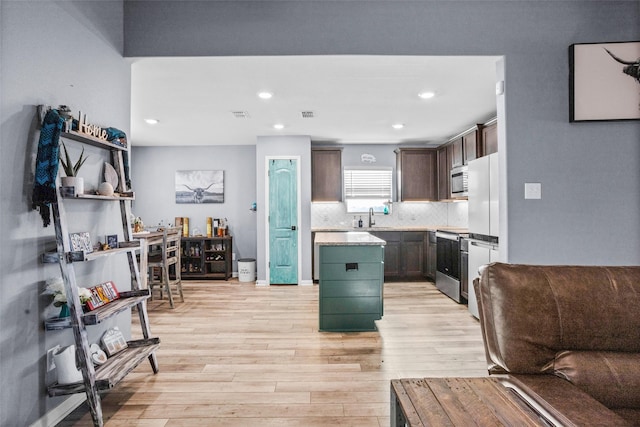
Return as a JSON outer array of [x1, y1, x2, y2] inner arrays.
[[238, 258, 256, 282]]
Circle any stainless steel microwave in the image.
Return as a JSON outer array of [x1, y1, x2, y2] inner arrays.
[[450, 165, 468, 198]]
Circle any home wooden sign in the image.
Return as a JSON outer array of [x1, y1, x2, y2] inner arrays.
[[76, 110, 109, 141]]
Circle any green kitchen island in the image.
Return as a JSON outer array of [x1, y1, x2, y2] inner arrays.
[[315, 232, 386, 332]]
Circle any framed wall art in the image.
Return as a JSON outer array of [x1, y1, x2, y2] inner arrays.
[[569, 41, 640, 122], [175, 170, 224, 204], [69, 231, 93, 253]]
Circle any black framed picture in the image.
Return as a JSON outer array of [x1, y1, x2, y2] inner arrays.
[[569, 41, 640, 122], [106, 234, 118, 249], [175, 170, 224, 204]]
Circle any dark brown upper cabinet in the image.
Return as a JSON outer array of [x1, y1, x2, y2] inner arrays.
[[450, 137, 464, 168], [437, 145, 451, 201], [481, 119, 498, 156], [462, 127, 480, 164], [396, 148, 437, 201], [311, 148, 342, 202]]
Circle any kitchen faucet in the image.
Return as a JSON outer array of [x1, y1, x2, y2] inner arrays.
[[368, 208, 375, 228]]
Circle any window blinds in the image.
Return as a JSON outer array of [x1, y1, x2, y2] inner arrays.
[[343, 168, 393, 199]]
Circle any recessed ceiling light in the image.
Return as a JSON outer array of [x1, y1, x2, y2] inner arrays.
[[392, 123, 404, 130], [258, 92, 273, 100], [144, 118, 159, 125], [273, 123, 284, 130], [418, 91, 435, 99]]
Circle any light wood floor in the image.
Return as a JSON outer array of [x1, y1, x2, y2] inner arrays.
[[59, 280, 488, 426]]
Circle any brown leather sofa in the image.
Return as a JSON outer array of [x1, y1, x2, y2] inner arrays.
[[474, 263, 640, 426]]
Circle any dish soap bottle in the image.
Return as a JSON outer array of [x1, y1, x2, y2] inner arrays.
[[352, 216, 358, 228], [358, 216, 363, 228]]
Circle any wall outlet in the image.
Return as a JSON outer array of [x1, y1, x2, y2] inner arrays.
[[47, 345, 61, 372], [524, 182, 542, 200], [232, 252, 236, 261]]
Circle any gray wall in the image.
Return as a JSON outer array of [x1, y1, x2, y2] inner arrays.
[[124, 0, 640, 265], [131, 145, 257, 270], [1, 2, 130, 425], [2, 1, 639, 424]]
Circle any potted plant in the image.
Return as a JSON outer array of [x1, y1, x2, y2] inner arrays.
[[59, 142, 88, 195], [43, 277, 92, 318]]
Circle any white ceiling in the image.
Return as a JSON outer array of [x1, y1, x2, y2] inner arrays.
[[130, 55, 500, 147]]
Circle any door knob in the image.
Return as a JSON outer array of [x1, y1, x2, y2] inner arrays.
[[291, 226, 297, 231]]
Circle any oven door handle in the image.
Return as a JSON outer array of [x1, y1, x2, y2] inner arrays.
[[436, 231, 459, 241]]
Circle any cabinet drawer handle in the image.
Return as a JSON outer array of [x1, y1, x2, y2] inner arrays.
[[346, 263, 359, 271]]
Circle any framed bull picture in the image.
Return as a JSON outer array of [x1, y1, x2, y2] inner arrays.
[[569, 41, 640, 122], [175, 170, 224, 204]]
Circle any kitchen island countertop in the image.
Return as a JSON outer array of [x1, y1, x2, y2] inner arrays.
[[314, 231, 386, 246], [312, 226, 468, 234]]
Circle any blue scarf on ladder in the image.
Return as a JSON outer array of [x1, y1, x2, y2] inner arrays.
[[32, 109, 64, 227]]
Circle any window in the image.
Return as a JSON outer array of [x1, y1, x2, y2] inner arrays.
[[343, 167, 393, 213]]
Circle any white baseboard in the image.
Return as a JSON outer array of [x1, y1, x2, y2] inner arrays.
[[255, 279, 313, 287], [30, 394, 85, 427]]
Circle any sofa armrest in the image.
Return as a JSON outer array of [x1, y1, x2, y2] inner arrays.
[[503, 375, 633, 427]]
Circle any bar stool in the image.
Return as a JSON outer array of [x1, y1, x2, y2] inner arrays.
[[147, 227, 184, 308]]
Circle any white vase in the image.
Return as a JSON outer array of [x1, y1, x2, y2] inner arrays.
[[53, 344, 83, 384], [61, 176, 84, 195]]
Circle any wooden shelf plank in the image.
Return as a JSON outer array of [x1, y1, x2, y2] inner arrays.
[[42, 245, 140, 264], [61, 192, 135, 201], [82, 291, 150, 325], [62, 130, 127, 151], [44, 291, 151, 329], [47, 338, 160, 397]]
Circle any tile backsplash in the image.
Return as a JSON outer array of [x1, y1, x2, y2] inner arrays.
[[311, 201, 468, 229]]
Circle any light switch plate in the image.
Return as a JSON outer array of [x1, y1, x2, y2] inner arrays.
[[524, 182, 542, 199]]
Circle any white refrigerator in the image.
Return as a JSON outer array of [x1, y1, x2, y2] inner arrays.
[[467, 153, 499, 318]]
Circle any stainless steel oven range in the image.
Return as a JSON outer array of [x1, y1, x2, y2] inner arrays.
[[435, 230, 468, 303]]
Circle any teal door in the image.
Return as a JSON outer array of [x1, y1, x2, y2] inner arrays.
[[269, 159, 298, 284]]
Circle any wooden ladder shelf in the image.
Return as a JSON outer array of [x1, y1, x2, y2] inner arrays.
[[42, 109, 159, 427]]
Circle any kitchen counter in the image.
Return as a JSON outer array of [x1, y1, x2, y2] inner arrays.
[[317, 231, 385, 332], [312, 226, 468, 233], [314, 231, 386, 246]]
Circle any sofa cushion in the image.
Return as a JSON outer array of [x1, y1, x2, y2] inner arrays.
[[476, 263, 640, 374], [554, 350, 640, 409], [613, 409, 640, 427]]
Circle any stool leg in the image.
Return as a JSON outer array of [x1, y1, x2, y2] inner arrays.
[[163, 264, 175, 308]]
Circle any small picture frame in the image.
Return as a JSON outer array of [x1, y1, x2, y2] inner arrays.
[[101, 327, 128, 357], [69, 232, 92, 253], [60, 186, 75, 197], [106, 234, 118, 249]]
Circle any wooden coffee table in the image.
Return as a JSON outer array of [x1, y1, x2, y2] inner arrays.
[[391, 377, 549, 426]]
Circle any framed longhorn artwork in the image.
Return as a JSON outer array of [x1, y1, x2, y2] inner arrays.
[[569, 41, 640, 122], [175, 170, 224, 204]]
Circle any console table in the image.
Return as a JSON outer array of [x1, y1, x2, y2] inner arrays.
[[181, 236, 232, 280], [391, 377, 548, 426]]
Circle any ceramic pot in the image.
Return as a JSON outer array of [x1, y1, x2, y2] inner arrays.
[[58, 303, 70, 318], [61, 176, 84, 195], [53, 345, 83, 384]]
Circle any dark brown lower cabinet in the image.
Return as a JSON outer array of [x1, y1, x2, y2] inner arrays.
[[426, 231, 437, 281], [372, 231, 401, 280], [372, 231, 427, 281]]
